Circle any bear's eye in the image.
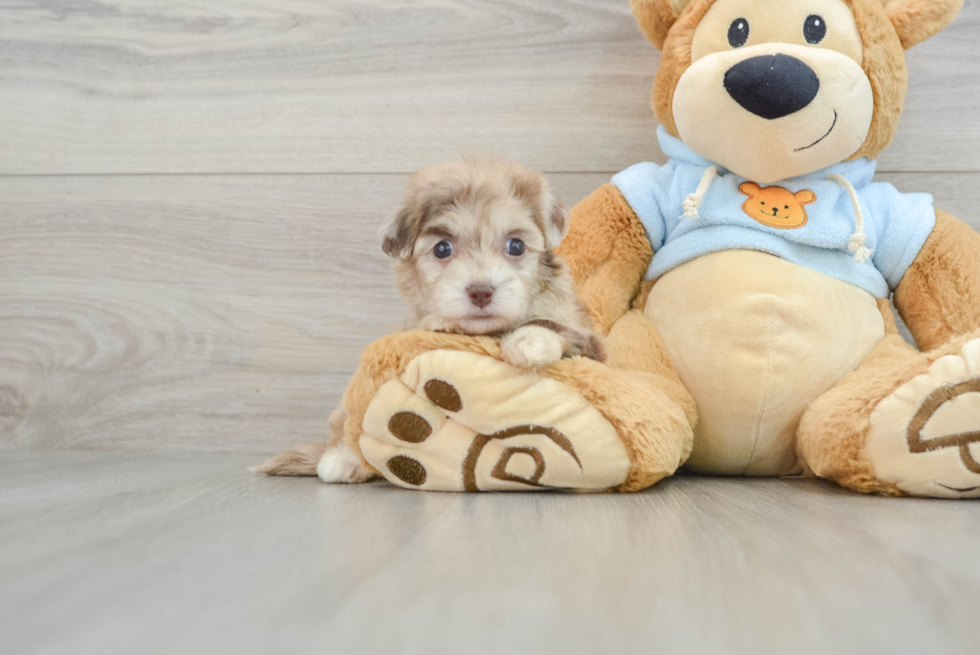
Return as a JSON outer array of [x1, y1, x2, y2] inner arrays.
[[784, 205, 790, 209], [760, 201, 766, 205], [728, 18, 749, 48], [804, 15, 827, 44]]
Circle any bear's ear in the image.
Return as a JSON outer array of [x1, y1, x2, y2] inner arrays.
[[795, 189, 817, 206], [881, 0, 963, 49], [739, 182, 762, 197], [630, 0, 694, 50]]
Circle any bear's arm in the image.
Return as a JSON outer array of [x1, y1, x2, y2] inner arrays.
[[894, 209, 980, 351], [556, 184, 654, 334]]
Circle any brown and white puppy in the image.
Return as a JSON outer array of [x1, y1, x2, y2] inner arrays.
[[314, 156, 603, 483], [382, 155, 603, 365]]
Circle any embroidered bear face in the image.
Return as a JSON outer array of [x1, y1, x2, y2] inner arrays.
[[739, 182, 816, 229], [630, 0, 962, 183]]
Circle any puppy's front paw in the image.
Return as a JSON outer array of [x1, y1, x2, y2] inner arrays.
[[317, 445, 373, 484], [501, 326, 563, 368]]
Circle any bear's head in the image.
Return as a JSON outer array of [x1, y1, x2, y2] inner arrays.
[[631, 0, 962, 183]]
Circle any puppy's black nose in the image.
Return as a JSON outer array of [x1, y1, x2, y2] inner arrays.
[[466, 284, 494, 308], [724, 54, 819, 120]]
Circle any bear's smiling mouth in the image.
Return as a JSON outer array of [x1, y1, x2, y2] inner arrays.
[[795, 110, 838, 152]]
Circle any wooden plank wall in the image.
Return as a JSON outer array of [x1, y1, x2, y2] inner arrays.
[[2, 0, 978, 453]]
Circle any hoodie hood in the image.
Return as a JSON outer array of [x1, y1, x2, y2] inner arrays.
[[611, 130, 936, 299]]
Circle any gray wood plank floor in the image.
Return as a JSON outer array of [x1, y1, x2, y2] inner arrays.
[[2, 452, 979, 655]]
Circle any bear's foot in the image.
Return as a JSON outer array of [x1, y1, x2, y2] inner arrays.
[[357, 349, 632, 492], [867, 338, 980, 498]]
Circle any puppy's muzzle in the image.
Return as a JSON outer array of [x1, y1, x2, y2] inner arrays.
[[724, 54, 820, 120], [466, 284, 495, 309]]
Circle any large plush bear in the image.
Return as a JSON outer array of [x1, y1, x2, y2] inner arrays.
[[266, 0, 980, 498]]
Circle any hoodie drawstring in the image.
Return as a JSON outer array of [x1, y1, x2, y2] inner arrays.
[[681, 166, 872, 265], [681, 165, 718, 220], [828, 173, 873, 263]]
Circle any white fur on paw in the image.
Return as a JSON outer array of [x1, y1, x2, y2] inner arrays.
[[317, 446, 371, 484], [501, 326, 563, 368], [868, 338, 980, 498]]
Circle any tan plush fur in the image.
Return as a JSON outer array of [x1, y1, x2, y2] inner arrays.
[[630, 0, 685, 49], [894, 210, 980, 352], [884, 0, 963, 49], [556, 184, 654, 334], [798, 327, 980, 495]]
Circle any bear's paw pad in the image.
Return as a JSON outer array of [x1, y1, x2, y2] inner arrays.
[[358, 350, 631, 492], [868, 338, 980, 498]]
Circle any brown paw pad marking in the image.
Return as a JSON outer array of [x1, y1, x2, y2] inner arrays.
[[491, 446, 545, 486], [424, 379, 462, 412], [388, 411, 432, 443], [387, 455, 427, 486], [463, 424, 581, 492], [908, 379, 980, 473]]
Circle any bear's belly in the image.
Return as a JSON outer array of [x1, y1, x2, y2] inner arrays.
[[645, 250, 886, 476]]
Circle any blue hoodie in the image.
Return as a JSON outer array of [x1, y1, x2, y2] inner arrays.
[[611, 126, 936, 299]]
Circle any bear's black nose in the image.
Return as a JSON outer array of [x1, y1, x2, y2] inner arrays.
[[724, 54, 819, 120]]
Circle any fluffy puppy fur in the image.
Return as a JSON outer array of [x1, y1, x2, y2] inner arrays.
[[382, 155, 603, 364], [256, 156, 603, 483]]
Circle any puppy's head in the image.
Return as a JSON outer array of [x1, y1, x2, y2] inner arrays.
[[381, 156, 569, 335]]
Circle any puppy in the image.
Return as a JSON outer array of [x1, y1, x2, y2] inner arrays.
[[385, 155, 603, 363], [256, 156, 603, 483]]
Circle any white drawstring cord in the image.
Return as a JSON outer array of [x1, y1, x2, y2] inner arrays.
[[828, 173, 873, 263], [680, 165, 719, 220]]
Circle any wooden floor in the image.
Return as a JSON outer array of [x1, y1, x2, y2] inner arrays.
[[3, 1, 980, 652], [3, 452, 980, 655]]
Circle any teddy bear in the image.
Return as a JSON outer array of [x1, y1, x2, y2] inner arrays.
[[265, 0, 980, 498]]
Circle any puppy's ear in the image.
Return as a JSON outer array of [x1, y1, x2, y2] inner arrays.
[[630, 0, 692, 49], [544, 201, 570, 251], [510, 167, 568, 250], [379, 204, 416, 259], [881, 0, 962, 49]]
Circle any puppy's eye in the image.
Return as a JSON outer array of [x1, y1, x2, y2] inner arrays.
[[433, 240, 453, 259], [728, 18, 749, 48], [804, 15, 826, 44], [506, 238, 525, 257]]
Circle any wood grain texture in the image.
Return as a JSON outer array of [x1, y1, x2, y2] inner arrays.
[[0, 173, 602, 452], [2, 452, 979, 655], [0, 0, 977, 175], [2, 172, 978, 453]]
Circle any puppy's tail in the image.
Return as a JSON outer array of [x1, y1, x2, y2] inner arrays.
[[252, 443, 326, 476]]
